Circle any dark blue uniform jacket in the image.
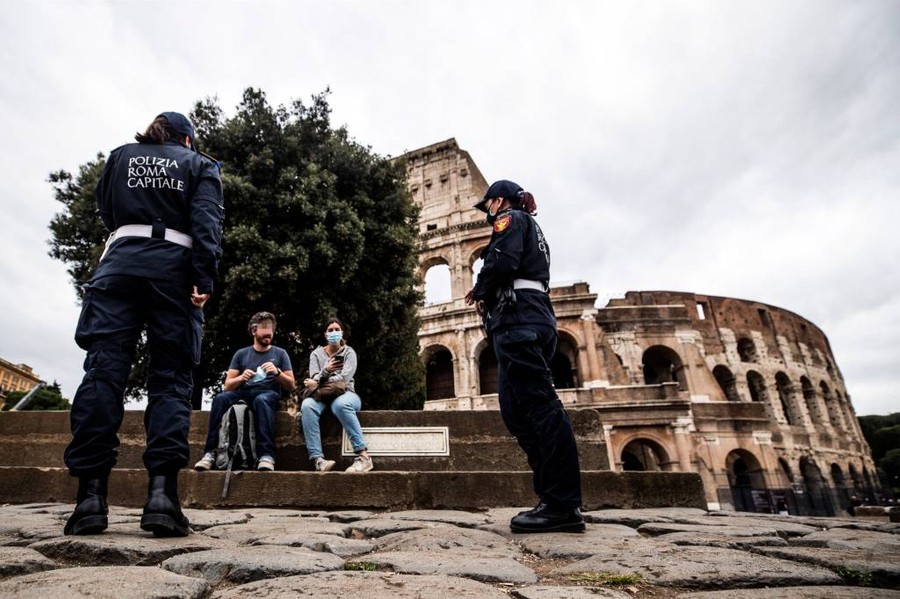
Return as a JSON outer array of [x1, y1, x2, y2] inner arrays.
[[93, 140, 224, 294], [472, 209, 555, 332]]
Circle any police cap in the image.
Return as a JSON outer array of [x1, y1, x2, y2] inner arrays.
[[157, 111, 196, 149], [474, 179, 524, 213]]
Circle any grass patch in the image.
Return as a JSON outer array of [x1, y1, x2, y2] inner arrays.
[[834, 566, 872, 587], [569, 571, 643, 586], [344, 561, 378, 572]]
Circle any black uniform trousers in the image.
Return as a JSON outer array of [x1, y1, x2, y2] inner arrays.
[[492, 322, 582, 509], [65, 274, 201, 477]]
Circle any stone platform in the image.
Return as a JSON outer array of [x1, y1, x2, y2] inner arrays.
[[0, 409, 706, 511]]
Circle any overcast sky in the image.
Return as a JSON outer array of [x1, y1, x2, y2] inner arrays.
[[1, 1, 897, 415]]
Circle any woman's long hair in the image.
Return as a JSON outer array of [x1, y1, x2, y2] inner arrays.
[[135, 116, 181, 144], [514, 191, 538, 215]]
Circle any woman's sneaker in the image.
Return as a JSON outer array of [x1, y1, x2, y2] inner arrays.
[[257, 456, 275, 471], [193, 453, 215, 471], [346, 455, 374, 473], [315, 458, 336, 472]]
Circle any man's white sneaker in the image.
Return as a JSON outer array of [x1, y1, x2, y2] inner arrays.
[[315, 458, 336, 472], [194, 453, 215, 471], [345, 455, 374, 473], [257, 456, 275, 471]]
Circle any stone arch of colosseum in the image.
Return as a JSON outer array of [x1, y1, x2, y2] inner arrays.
[[613, 431, 678, 472], [724, 448, 768, 512]]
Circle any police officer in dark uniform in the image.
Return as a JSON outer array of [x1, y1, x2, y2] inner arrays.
[[465, 179, 584, 533], [63, 112, 224, 537]]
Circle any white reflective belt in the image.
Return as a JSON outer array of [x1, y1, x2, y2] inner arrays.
[[100, 224, 192, 261], [513, 279, 548, 292]]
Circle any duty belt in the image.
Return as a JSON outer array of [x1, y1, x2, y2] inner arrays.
[[512, 279, 548, 292], [100, 224, 192, 261]]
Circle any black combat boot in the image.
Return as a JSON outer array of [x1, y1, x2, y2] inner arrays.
[[509, 503, 585, 534], [140, 473, 190, 537], [64, 476, 109, 535]]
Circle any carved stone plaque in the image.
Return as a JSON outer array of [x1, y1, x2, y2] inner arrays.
[[341, 426, 450, 456]]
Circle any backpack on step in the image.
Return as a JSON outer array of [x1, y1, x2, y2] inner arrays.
[[214, 401, 258, 498]]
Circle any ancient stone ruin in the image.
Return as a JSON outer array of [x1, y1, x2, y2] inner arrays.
[[404, 138, 880, 515]]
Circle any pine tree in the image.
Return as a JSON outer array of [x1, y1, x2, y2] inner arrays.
[[49, 88, 425, 409]]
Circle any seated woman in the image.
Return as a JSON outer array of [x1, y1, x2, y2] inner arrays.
[[300, 318, 373, 472]]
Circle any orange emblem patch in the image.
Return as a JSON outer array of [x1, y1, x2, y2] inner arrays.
[[493, 214, 512, 233]]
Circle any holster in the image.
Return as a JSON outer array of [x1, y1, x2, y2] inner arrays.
[[496, 286, 517, 313]]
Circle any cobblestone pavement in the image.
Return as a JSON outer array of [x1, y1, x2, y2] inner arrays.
[[0, 503, 897, 598]]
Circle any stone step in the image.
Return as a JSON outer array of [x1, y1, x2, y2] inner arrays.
[[0, 408, 708, 509], [0, 409, 609, 472], [0, 467, 707, 510]]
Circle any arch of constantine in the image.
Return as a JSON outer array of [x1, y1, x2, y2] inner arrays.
[[401, 138, 881, 516]]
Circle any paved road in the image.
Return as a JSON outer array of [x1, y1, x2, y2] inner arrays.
[[0, 503, 897, 598]]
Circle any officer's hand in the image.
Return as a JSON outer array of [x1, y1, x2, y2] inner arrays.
[[464, 288, 475, 305], [191, 286, 210, 308], [241, 369, 255, 382]]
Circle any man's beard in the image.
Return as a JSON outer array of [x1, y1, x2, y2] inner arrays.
[[256, 335, 272, 347]]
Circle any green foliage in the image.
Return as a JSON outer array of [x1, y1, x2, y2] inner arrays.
[[880, 448, 900, 491], [343, 561, 377, 571], [48, 158, 108, 299], [2, 382, 71, 411], [834, 566, 873, 587], [858, 413, 900, 494], [48, 88, 425, 409], [569, 571, 643, 586], [871, 425, 900, 462], [859, 413, 900, 459]]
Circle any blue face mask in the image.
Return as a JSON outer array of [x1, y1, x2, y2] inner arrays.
[[326, 331, 343, 345]]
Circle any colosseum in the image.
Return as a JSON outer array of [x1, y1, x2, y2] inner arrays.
[[402, 138, 880, 516]]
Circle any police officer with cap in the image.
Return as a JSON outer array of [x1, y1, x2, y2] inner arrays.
[[63, 111, 224, 537], [465, 180, 584, 533]]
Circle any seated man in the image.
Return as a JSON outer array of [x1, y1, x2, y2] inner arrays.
[[194, 311, 294, 471]]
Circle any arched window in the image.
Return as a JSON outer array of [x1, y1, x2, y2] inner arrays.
[[737, 338, 757, 362], [621, 439, 672, 472], [747, 371, 767, 403], [726, 450, 768, 513], [830, 463, 848, 491], [424, 347, 455, 400], [830, 463, 850, 511], [800, 376, 821, 425], [641, 346, 687, 390], [778, 457, 794, 487], [478, 344, 498, 395], [800, 457, 834, 516], [820, 381, 844, 431], [550, 333, 579, 389], [848, 463, 862, 492], [713, 365, 741, 401], [471, 257, 484, 288], [775, 372, 800, 426], [550, 353, 575, 389], [424, 263, 452, 305]]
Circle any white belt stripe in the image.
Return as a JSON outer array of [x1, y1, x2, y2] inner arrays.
[[100, 224, 192, 261], [512, 279, 548, 292]]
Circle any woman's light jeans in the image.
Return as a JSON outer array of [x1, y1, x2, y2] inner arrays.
[[300, 390, 366, 459]]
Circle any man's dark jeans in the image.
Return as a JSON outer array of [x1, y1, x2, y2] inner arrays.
[[203, 388, 281, 459]]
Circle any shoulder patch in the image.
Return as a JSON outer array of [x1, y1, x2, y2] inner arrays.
[[493, 214, 512, 233]]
